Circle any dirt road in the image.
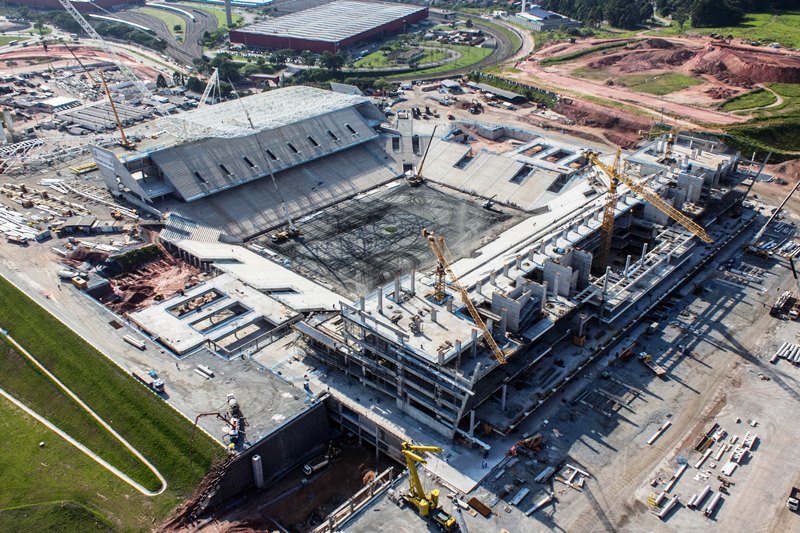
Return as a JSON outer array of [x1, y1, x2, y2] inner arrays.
[[516, 64, 748, 126]]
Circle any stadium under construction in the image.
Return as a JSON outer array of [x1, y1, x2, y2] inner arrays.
[[92, 84, 750, 523]]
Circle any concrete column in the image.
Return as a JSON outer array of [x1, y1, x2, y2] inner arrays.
[[539, 242, 546, 253], [378, 288, 383, 313], [602, 266, 611, 294], [490, 272, 496, 284], [501, 384, 507, 412], [438, 351, 444, 365], [500, 308, 508, 335], [430, 307, 437, 323], [515, 255, 523, 269], [469, 410, 475, 437], [503, 264, 510, 277], [640, 243, 648, 267], [528, 248, 535, 261], [224, 0, 232, 26], [359, 296, 365, 311], [394, 276, 401, 300], [476, 280, 483, 295], [455, 340, 462, 357], [471, 329, 478, 355], [541, 281, 548, 313], [486, 318, 493, 334], [410, 270, 416, 295], [624, 255, 632, 278], [553, 272, 560, 298], [446, 298, 453, 312]]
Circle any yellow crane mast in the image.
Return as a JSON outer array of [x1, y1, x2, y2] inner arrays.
[[400, 442, 456, 532], [99, 71, 134, 150], [595, 150, 621, 274], [423, 228, 507, 365], [586, 151, 713, 272]]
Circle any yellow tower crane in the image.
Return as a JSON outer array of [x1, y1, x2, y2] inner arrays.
[[400, 442, 456, 532], [586, 151, 713, 273], [423, 228, 507, 365]]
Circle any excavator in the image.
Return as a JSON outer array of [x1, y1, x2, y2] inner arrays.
[[507, 433, 543, 456], [400, 442, 457, 532]]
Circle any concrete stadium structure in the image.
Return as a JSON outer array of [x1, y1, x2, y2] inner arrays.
[[89, 85, 749, 516], [229, 0, 428, 52], [92, 86, 396, 238]]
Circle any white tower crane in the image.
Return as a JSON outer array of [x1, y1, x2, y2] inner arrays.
[[57, 0, 155, 103]]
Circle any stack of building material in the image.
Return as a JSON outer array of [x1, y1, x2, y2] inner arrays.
[[772, 342, 800, 364]]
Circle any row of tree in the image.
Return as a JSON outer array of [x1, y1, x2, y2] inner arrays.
[[541, 0, 800, 30]]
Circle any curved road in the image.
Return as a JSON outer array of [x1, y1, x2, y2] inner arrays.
[[393, 17, 522, 81], [0, 330, 167, 497], [114, 6, 217, 64]]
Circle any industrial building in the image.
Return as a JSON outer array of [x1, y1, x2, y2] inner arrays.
[[515, 2, 581, 32], [7, 0, 129, 12], [228, 1, 429, 52]]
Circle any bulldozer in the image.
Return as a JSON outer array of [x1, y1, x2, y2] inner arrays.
[[400, 442, 456, 531]]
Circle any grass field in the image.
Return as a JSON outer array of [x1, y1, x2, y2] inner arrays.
[[652, 11, 800, 48], [386, 44, 492, 79], [0, 338, 161, 489], [0, 36, 20, 46], [177, 2, 243, 28], [572, 68, 702, 95], [571, 66, 613, 81], [721, 88, 778, 111], [539, 40, 634, 66], [748, 83, 800, 119], [0, 396, 155, 531], [0, 276, 224, 529], [354, 47, 449, 69], [615, 72, 703, 95], [474, 18, 522, 54], [134, 7, 185, 39]]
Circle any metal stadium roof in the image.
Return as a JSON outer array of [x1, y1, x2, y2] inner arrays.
[[235, 1, 426, 43], [162, 86, 370, 140]]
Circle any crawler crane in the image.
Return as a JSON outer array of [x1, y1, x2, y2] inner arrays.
[[400, 442, 456, 532]]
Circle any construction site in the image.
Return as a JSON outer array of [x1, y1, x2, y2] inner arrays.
[[2, 3, 800, 531]]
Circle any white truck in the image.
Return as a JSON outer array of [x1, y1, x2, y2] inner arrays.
[[788, 487, 800, 511], [131, 369, 165, 393]]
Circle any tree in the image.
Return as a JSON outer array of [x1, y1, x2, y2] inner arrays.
[[269, 48, 290, 66], [300, 50, 316, 66], [465, 18, 473, 28], [173, 71, 184, 86], [156, 73, 168, 88], [319, 51, 344, 71], [185, 76, 205, 92], [173, 24, 182, 32], [34, 17, 45, 36], [211, 53, 242, 83], [674, 10, 689, 31], [691, 0, 743, 28]]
